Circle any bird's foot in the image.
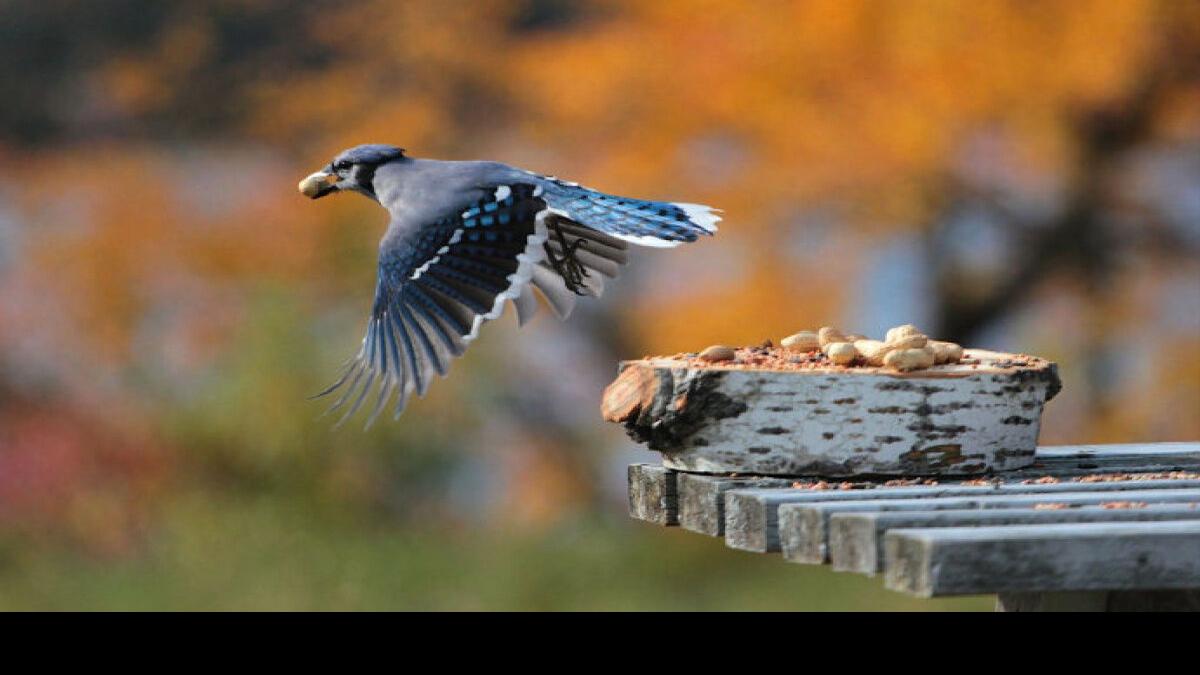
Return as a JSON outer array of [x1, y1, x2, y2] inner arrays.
[[545, 225, 591, 295]]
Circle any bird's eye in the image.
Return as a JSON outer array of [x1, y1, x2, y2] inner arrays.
[[334, 160, 352, 171]]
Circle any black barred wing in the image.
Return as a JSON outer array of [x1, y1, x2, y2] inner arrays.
[[315, 183, 551, 427]]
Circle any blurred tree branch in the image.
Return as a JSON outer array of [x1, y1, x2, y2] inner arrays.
[[929, 34, 1200, 345]]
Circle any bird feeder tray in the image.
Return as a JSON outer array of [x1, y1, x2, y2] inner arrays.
[[601, 349, 1061, 477]]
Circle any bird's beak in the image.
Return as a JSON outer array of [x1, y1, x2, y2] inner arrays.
[[298, 170, 338, 199]]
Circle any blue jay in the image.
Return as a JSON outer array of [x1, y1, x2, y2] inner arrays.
[[299, 144, 720, 427]]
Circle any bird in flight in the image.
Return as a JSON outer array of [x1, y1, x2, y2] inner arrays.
[[299, 144, 720, 427]]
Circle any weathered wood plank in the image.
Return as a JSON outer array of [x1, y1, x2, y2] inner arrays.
[[723, 485, 993, 553], [627, 464, 678, 526], [1015, 443, 1200, 478], [994, 591, 1110, 611], [676, 473, 791, 536], [631, 446, 1200, 541], [726, 479, 1200, 553], [1103, 589, 1200, 611], [884, 520, 1200, 597], [1014, 456, 1200, 478], [726, 484, 1012, 553], [995, 590, 1200, 611], [1035, 442, 1200, 459], [781, 488, 1200, 564], [623, 442, 1200, 537], [829, 503, 1200, 575]]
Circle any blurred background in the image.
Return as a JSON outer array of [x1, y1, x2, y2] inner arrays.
[[1, 0, 1197, 611]]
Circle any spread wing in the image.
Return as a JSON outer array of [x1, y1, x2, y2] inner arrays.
[[313, 182, 629, 428]]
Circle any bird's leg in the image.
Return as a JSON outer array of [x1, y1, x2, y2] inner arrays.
[[555, 224, 591, 288], [542, 241, 571, 288], [544, 222, 591, 295]]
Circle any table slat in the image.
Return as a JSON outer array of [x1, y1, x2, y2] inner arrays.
[[829, 504, 1200, 575], [676, 473, 792, 536], [628, 464, 678, 526], [779, 487, 1200, 563], [884, 520, 1200, 597], [727, 479, 1200, 553]]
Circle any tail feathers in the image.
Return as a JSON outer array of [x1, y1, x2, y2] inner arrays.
[[599, 201, 721, 249], [538, 180, 721, 248], [671, 202, 721, 234]]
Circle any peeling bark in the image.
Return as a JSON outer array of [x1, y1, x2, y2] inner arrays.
[[602, 350, 1060, 477]]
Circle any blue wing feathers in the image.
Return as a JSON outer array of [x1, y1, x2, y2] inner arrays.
[[434, 259, 515, 291], [314, 181, 547, 425], [336, 368, 377, 428], [399, 300, 446, 379], [389, 308, 422, 403], [416, 275, 494, 315], [426, 261, 510, 294], [382, 310, 404, 394], [317, 172, 717, 426], [406, 284, 472, 338], [535, 178, 719, 245], [324, 359, 366, 417], [405, 290, 466, 359], [393, 310, 426, 397]]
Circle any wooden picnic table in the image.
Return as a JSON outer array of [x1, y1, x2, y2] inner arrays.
[[627, 442, 1200, 611]]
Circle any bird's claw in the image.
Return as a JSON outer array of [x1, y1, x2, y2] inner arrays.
[[545, 224, 591, 295]]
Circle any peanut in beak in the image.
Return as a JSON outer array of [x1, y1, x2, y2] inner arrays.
[[298, 171, 337, 197]]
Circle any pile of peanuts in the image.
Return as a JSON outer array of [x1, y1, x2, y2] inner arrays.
[[779, 324, 964, 372]]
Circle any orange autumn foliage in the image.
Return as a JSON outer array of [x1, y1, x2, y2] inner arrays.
[[0, 0, 1197, 537]]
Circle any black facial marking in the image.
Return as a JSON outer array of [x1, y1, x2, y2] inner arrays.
[[355, 164, 379, 199], [325, 145, 406, 200]]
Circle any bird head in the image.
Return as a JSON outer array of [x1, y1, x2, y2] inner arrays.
[[298, 144, 406, 200]]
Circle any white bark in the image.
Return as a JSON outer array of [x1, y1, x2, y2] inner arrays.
[[602, 350, 1061, 476]]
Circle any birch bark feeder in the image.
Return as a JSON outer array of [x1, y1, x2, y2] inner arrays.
[[601, 348, 1061, 477]]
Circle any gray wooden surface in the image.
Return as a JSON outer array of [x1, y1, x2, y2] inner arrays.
[[1035, 442, 1200, 458], [781, 488, 1200, 564], [884, 520, 1200, 597], [661, 443, 1200, 547], [829, 503, 1200, 575], [628, 464, 678, 526], [626, 442, 1200, 607], [677, 472, 791, 536], [732, 480, 1200, 554], [996, 590, 1200, 611]]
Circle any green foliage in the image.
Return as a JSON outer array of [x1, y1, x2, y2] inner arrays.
[[0, 490, 990, 611]]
